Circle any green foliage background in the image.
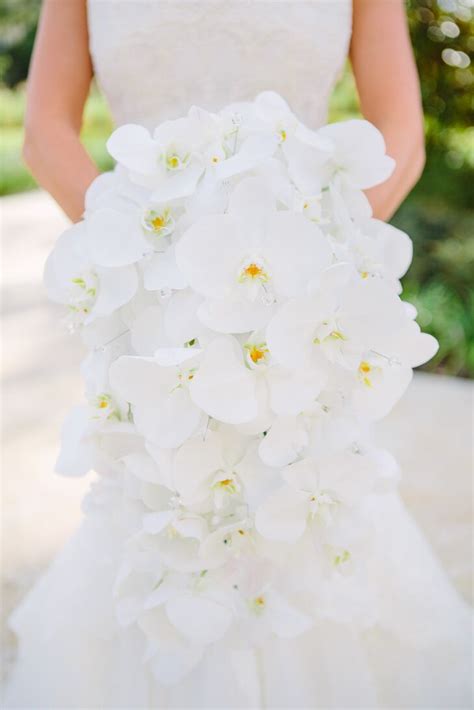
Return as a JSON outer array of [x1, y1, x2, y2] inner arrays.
[[0, 0, 473, 376]]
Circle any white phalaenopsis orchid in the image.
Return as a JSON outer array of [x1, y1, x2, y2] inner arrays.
[[187, 336, 259, 423], [176, 176, 333, 333], [172, 431, 247, 511], [318, 119, 395, 190], [255, 449, 384, 544], [45, 91, 439, 686], [266, 263, 407, 374], [54, 404, 139, 477], [331, 218, 413, 292], [254, 91, 333, 194], [107, 111, 212, 200], [258, 393, 360, 469], [85, 182, 176, 265], [108, 348, 205, 448], [109, 335, 264, 441], [128, 290, 212, 356], [142, 505, 210, 574], [229, 557, 314, 644], [211, 329, 327, 423], [43, 222, 138, 329], [172, 429, 276, 515], [82, 172, 192, 296], [351, 318, 439, 420], [142, 569, 235, 645]]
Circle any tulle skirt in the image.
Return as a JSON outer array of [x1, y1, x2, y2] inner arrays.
[[3, 475, 472, 709]]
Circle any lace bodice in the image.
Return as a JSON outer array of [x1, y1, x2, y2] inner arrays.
[[87, 0, 352, 130]]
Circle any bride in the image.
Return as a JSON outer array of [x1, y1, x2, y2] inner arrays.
[[4, 1, 471, 708]]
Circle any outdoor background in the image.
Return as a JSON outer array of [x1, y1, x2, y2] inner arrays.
[[1, 0, 473, 377]]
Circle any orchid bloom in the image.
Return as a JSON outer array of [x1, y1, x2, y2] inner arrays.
[[331, 218, 413, 292], [43, 222, 138, 329], [176, 176, 333, 333], [266, 263, 407, 375], [255, 450, 379, 544]]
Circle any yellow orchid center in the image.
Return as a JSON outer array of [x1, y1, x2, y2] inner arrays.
[[250, 346, 266, 363], [166, 154, 181, 169], [358, 360, 374, 387], [238, 261, 270, 284], [95, 393, 112, 410], [249, 595, 266, 614], [357, 360, 381, 387], [164, 146, 190, 171], [143, 207, 174, 237], [92, 393, 121, 421], [218, 478, 233, 488], [334, 549, 351, 566], [246, 263, 263, 278], [360, 271, 369, 279], [244, 342, 270, 366], [212, 477, 238, 495], [279, 128, 287, 142], [151, 215, 166, 231]]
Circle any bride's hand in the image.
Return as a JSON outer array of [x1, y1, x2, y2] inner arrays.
[[22, 0, 99, 223], [350, 0, 426, 221]]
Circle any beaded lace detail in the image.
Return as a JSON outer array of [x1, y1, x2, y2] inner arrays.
[[87, 0, 352, 129]]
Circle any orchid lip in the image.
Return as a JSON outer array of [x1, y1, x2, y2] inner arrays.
[[237, 260, 270, 284], [162, 148, 191, 171], [142, 207, 175, 238], [244, 341, 270, 368]]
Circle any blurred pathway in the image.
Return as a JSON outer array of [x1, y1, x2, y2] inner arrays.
[[376, 369, 472, 603], [1, 190, 472, 674], [1, 191, 91, 674]]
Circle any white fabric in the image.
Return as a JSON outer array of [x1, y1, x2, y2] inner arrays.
[[87, 0, 352, 129], [3, 478, 472, 708]]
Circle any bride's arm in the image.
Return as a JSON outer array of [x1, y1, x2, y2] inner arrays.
[[22, 0, 99, 222], [350, 0, 425, 221]]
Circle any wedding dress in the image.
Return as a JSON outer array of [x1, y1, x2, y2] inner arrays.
[[3, 2, 472, 708]]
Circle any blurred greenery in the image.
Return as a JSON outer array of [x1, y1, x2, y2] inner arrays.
[[0, 85, 115, 195], [0, 0, 39, 87], [0, 0, 472, 376]]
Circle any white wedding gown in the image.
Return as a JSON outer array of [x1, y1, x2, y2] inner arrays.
[[3, 2, 472, 708]]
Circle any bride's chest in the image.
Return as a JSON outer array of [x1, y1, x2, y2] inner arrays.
[[87, 0, 353, 128]]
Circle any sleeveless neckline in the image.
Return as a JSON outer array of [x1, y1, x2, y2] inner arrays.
[[87, 0, 353, 129]]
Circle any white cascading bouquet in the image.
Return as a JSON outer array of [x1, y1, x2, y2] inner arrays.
[[44, 92, 438, 684]]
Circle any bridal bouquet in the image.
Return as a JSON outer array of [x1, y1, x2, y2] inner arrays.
[[44, 92, 438, 684]]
